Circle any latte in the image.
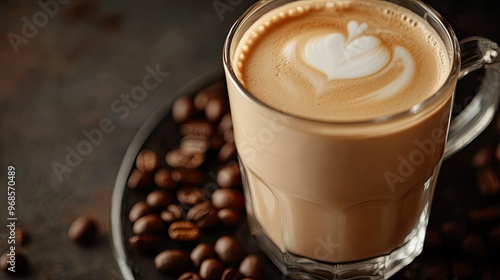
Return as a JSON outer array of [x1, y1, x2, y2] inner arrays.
[[233, 0, 450, 121]]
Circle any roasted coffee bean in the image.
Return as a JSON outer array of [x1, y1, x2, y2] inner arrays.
[[477, 167, 500, 196], [424, 229, 442, 248], [154, 249, 191, 274], [205, 97, 228, 123], [194, 81, 226, 111], [172, 169, 205, 184], [440, 220, 466, 242], [181, 135, 210, 154], [190, 243, 215, 268], [146, 190, 173, 210], [154, 168, 177, 190], [177, 186, 206, 206], [15, 227, 28, 247], [129, 234, 161, 253], [423, 263, 449, 280], [469, 207, 500, 224], [133, 214, 166, 235], [187, 202, 218, 229], [178, 272, 202, 280], [217, 163, 242, 188], [168, 221, 201, 241], [128, 169, 153, 190], [219, 142, 237, 163], [472, 145, 495, 168], [463, 233, 488, 259], [136, 149, 160, 173], [180, 121, 214, 137], [452, 260, 474, 278], [221, 268, 243, 280], [488, 226, 500, 246], [129, 201, 153, 223], [239, 255, 264, 279], [173, 96, 196, 124], [212, 189, 244, 210], [200, 258, 224, 280], [214, 236, 245, 266], [161, 204, 183, 223], [218, 208, 241, 228], [210, 133, 225, 150], [68, 215, 98, 244], [218, 113, 233, 133], [224, 129, 235, 143], [166, 149, 206, 169], [0, 250, 28, 273]]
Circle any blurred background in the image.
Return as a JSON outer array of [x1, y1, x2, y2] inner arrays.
[[0, 0, 499, 279]]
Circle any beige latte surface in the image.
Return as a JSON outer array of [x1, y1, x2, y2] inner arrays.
[[233, 0, 450, 121]]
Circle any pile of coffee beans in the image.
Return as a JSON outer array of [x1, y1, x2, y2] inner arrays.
[[419, 140, 500, 280], [126, 81, 264, 279]]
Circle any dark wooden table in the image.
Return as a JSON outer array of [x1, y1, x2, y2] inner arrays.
[[0, 0, 498, 279]]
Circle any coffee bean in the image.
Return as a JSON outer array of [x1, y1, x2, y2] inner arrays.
[[68, 215, 98, 244], [218, 208, 241, 228], [166, 149, 206, 169], [214, 236, 245, 266], [469, 207, 500, 224], [212, 189, 244, 210], [440, 220, 466, 242], [0, 250, 28, 273], [239, 255, 264, 279], [462, 233, 488, 259], [178, 272, 202, 280], [221, 268, 243, 280], [173, 96, 196, 124], [199, 258, 224, 280], [224, 129, 235, 143], [488, 226, 500, 246], [136, 149, 160, 173], [180, 121, 214, 137], [187, 202, 218, 229], [217, 163, 242, 188], [129, 201, 153, 223], [128, 169, 153, 190], [133, 214, 166, 235], [218, 113, 233, 133], [161, 204, 183, 223], [424, 229, 442, 248], [154, 168, 177, 190], [219, 142, 237, 163], [15, 227, 28, 247], [477, 166, 500, 196], [205, 97, 228, 123], [181, 135, 210, 154], [155, 249, 191, 274], [177, 186, 206, 206], [190, 243, 215, 268], [168, 221, 201, 241], [194, 81, 226, 111], [210, 133, 225, 150], [129, 234, 161, 253], [452, 260, 474, 278], [472, 145, 495, 168], [146, 190, 173, 210], [423, 263, 449, 280], [172, 169, 205, 184]]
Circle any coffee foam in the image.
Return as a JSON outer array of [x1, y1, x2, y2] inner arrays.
[[233, 0, 450, 121]]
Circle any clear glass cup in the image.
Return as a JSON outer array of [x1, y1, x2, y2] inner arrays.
[[223, 0, 500, 279]]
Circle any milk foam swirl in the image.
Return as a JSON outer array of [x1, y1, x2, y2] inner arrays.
[[284, 20, 415, 103]]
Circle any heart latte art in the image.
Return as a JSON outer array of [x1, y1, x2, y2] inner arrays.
[[233, 0, 449, 121]]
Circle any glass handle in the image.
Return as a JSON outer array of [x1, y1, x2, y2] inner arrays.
[[443, 37, 500, 159]]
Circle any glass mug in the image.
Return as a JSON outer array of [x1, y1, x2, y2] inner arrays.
[[223, 0, 500, 279]]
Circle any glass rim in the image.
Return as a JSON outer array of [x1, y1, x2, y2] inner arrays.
[[222, 0, 461, 126]]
